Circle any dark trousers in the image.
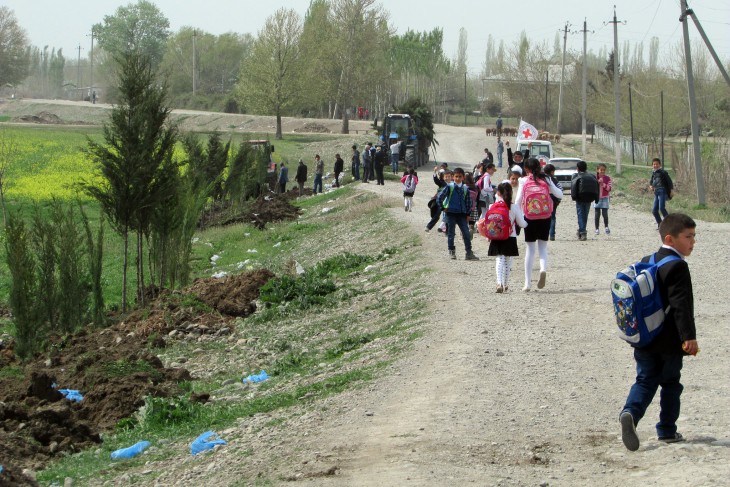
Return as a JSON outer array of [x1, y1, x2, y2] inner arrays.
[[445, 212, 472, 252], [622, 348, 684, 438], [375, 166, 384, 185]]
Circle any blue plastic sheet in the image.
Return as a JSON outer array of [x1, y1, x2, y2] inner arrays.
[[242, 370, 269, 383], [191, 431, 226, 455], [110, 441, 151, 460], [58, 389, 84, 402]]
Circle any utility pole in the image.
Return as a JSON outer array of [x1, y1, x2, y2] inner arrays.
[[556, 21, 570, 135], [577, 19, 592, 158], [628, 82, 635, 165], [606, 6, 625, 174], [542, 69, 550, 131], [76, 44, 83, 100], [680, 0, 706, 205], [464, 71, 467, 127], [683, 6, 730, 88], [89, 28, 95, 99], [660, 91, 665, 163], [192, 29, 197, 96]]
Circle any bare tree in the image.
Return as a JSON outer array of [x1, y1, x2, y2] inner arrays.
[[236, 8, 302, 140]]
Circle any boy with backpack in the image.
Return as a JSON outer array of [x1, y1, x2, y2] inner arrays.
[[437, 167, 479, 261], [570, 160, 599, 241], [618, 213, 698, 452]]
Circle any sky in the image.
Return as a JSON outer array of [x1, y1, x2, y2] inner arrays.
[[4, 0, 730, 73]]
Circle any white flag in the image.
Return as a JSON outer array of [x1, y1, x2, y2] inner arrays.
[[517, 120, 538, 141]]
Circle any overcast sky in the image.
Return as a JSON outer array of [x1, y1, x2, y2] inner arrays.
[[4, 0, 729, 72]]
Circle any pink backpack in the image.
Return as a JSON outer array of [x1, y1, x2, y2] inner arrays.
[[478, 200, 512, 240], [521, 177, 553, 219]]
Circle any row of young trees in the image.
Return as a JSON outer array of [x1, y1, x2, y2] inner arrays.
[[4, 49, 272, 358]]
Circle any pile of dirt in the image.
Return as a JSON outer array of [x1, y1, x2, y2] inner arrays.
[[0, 268, 276, 474], [9, 110, 91, 125], [12, 111, 63, 124], [201, 192, 302, 228], [293, 122, 331, 133]]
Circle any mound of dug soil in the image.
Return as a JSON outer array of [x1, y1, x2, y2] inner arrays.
[[0, 268, 276, 475]]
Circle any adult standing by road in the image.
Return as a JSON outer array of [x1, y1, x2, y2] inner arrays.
[[496, 114, 503, 137], [361, 142, 372, 183], [390, 139, 401, 174], [374, 145, 386, 185], [496, 137, 504, 168], [333, 153, 344, 187], [570, 160, 599, 241], [278, 162, 289, 194], [351, 145, 361, 181], [295, 158, 308, 196], [313, 154, 324, 194]]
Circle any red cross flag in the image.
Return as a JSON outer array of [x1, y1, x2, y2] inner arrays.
[[516, 120, 538, 141]]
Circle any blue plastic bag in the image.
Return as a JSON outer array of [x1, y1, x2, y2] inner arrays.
[[242, 370, 269, 383], [191, 431, 226, 455], [111, 441, 151, 460], [58, 389, 84, 402]]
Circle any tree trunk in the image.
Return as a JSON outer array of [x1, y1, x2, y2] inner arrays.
[[0, 184, 6, 228], [137, 231, 145, 307], [275, 108, 283, 140], [122, 227, 129, 312]]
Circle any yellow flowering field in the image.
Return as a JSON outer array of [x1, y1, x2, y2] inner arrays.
[[3, 126, 102, 201]]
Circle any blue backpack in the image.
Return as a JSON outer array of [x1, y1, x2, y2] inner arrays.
[[611, 254, 680, 347]]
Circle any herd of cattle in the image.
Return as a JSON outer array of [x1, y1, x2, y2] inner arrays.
[[485, 126, 562, 143]]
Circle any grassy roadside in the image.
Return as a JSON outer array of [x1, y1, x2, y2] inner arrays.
[[36, 186, 430, 485], [557, 136, 730, 223]]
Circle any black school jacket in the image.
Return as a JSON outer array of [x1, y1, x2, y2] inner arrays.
[[640, 246, 696, 355]]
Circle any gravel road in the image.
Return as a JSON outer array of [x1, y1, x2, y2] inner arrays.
[[289, 123, 730, 486]]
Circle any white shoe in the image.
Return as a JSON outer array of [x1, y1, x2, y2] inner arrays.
[[605, 227, 611, 235], [595, 229, 600, 235], [522, 286, 531, 292]]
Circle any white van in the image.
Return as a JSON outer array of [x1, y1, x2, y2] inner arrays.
[[516, 140, 553, 165]]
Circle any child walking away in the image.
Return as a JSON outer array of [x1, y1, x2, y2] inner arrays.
[[594, 163, 612, 235], [486, 183, 527, 292], [543, 163, 561, 241], [619, 213, 698, 452], [437, 167, 479, 261], [401, 168, 418, 212], [649, 157, 674, 226], [514, 158, 563, 291]]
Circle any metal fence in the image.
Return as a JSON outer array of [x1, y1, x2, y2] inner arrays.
[[594, 125, 649, 165]]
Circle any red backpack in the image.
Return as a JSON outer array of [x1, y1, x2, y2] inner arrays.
[[521, 177, 553, 219], [478, 200, 512, 240]]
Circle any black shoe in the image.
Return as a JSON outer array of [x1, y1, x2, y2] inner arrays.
[[449, 250, 456, 260], [620, 411, 640, 451], [465, 251, 479, 261], [658, 432, 685, 444]]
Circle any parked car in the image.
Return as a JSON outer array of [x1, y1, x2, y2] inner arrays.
[[517, 140, 553, 166], [547, 157, 581, 190]]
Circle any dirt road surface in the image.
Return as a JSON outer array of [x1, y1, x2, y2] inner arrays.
[[2, 101, 727, 485], [285, 123, 730, 486]]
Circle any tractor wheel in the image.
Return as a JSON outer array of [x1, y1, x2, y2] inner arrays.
[[405, 147, 416, 168]]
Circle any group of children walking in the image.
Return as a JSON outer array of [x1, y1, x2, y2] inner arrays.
[[399, 152, 697, 455], [407, 155, 621, 293]]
